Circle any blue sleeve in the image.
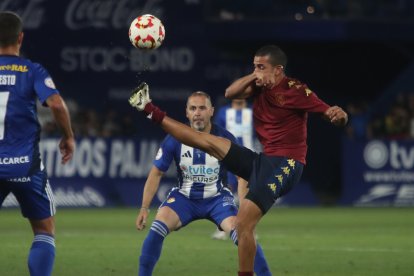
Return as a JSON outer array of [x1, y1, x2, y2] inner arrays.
[[33, 63, 59, 105], [212, 124, 239, 145], [153, 135, 177, 172], [214, 107, 226, 129], [223, 129, 238, 145]]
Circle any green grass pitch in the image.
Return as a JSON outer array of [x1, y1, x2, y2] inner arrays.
[[1, 207, 414, 275]]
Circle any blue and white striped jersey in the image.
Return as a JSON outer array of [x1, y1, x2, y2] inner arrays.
[[0, 55, 58, 178], [215, 104, 254, 150], [154, 124, 238, 200]]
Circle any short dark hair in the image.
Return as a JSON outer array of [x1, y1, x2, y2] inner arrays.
[[255, 45, 287, 68], [0, 11, 23, 47], [187, 91, 213, 107]]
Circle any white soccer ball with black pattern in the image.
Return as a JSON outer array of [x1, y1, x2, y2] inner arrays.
[[128, 14, 165, 50]]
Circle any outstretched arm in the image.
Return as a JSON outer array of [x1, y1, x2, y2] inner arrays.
[[46, 94, 75, 164], [225, 73, 258, 99], [136, 166, 164, 230]]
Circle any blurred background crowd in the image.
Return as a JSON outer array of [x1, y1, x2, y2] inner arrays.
[[207, 0, 414, 20], [347, 91, 414, 141], [39, 90, 414, 140]]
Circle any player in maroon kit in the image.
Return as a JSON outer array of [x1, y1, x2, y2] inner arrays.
[[128, 45, 348, 276]]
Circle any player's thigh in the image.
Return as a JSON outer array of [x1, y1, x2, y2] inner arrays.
[[158, 189, 197, 230], [209, 188, 238, 231], [220, 216, 236, 233], [246, 155, 303, 214], [222, 142, 258, 181], [237, 198, 263, 231], [8, 170, 56, 220], [155, 206, 182, 231]]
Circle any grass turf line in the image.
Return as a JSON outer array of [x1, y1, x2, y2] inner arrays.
[[1, 207, 413, 275]]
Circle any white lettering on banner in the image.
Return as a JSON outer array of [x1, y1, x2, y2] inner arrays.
[[363, 141, 388, 169], [357, 184, 396, 204], [0, 0, 45, 29], [40, 138, 162, 178], [65, 0, 163, 29], [41, 139, 106, 178], [60, 47, 194, 72], [396, 185, 414, 205], [390, 142, 414, 169], [356, 184, 414, 206], [41, 139, 58, 174], [364, 141, 414, 169], [74, 139, 106, 177], [364, 171, 414, 182], [109, 140, 158, 178], [2, 193, 18, 207], [3, 187, 106, 207], [54, 187, 105, 207]]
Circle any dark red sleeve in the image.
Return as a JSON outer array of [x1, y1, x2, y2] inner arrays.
[[285, 84, 330, 113]]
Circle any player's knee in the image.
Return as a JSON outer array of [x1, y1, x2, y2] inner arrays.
[[203, 135, 229, 160], [29, 217, 55, 236], [149, 220, 170, 238], [236, 216, 257, 234]]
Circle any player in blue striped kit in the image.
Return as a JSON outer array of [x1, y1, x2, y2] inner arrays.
[[215, 99, 255, 151], [0, 11, 75, 276], [135, 91, 271, 275]]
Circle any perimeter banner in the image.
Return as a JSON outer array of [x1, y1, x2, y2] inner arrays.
[[341, 139, 414, 206], [3, 138, 175, 208], [3, 138, 318, 208]]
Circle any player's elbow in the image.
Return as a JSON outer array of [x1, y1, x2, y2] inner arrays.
[[46, 94, 66, 111]]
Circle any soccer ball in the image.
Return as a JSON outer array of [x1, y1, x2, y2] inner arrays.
[[128, 14, 165, 50]]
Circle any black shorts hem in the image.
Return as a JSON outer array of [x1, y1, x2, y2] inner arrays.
[[245, 192, 270, 215], [222, 142, 257, 181]]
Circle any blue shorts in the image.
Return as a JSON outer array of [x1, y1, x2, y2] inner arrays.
[[0, 170, 56, 220], [160, 187, 238, 229], [222, 142, 304, 214]]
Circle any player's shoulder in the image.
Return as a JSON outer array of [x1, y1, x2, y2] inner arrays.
[[15, 57, 50, 75], [30, 61, 50, 74], [284, 77, 313, 97], [161, 134, 180, 149], [216, 104, 231, 118], [211, 123, 228, 136], [218, 103, 231, 111], [19, 57, 50, 72], [14, 56, 36, 67], [212, 123, 237, 141]]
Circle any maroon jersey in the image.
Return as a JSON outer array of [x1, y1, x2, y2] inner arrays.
[[253, 77, 330, 164]]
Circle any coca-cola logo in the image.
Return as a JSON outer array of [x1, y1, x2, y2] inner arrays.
[[0, 0, 45, 29], [65, 0, 164, 30]]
